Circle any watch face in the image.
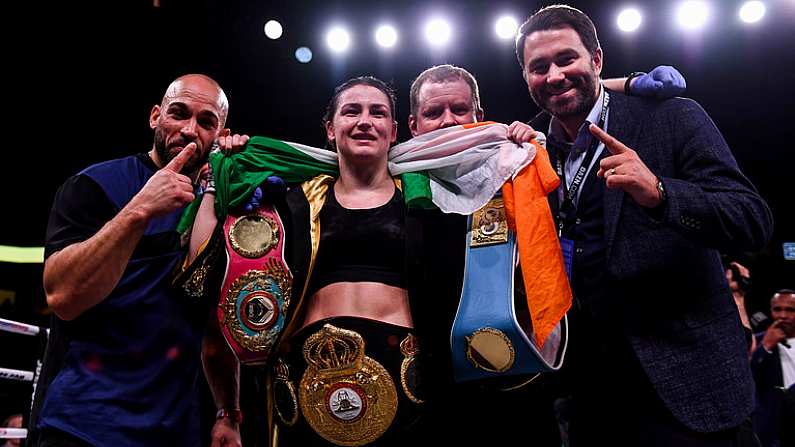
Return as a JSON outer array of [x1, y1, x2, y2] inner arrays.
[[216, 409, 242, 423], [657, 180, 667, 200]]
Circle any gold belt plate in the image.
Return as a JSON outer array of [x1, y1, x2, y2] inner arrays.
[[229, 213, 279, 258], [299, 324, 397, 446], [465, 327, 516, 373], [221, 261, 291, 353], [471, 197, 509, 247]]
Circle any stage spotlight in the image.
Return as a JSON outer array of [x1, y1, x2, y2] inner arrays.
[[264, 20, 283, 40], [326, 27, 351, 53], [424, 18, 451, 47], [495, 16, 518, 40], [739, 1, 766, 23], [295, 47, 312, 63], [677, 1, 710, 30], [375, 25, 398, 48], [617, 8, 642, 32]]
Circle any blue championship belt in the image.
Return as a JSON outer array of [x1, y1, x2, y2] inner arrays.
[[451, 197, 568, 383]]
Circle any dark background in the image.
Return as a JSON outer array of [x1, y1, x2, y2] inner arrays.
[[2, 0, 794, 428]]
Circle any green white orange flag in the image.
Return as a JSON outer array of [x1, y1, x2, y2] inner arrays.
[[176, 125, 571, 346], [177, 136, 338, 233], [389, 121, 572, 347]]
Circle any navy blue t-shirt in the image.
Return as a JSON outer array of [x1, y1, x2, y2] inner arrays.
[[39, 154, 204, 446]]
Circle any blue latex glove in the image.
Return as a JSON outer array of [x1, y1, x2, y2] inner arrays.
[[243, 176, 287, 212], [243, 186, 263, 212], [630, 65, 686, 98]]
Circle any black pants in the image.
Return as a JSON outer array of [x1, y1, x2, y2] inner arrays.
[[422, 377, 563, 446], [33, 428, 94, 447], [562, 309, 758, 447]]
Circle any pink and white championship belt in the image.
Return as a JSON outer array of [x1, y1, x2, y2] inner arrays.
[[219, 204, 292, 365]]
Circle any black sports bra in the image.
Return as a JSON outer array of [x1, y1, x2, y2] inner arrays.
[[308, 184, 407, 295]]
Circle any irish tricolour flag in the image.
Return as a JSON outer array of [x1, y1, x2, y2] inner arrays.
[[179, 122, 571, 348]]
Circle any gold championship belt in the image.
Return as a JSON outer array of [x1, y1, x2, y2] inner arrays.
[[273, 358, 299, 426], [399, 334, 424, 404], [299, 324, 398, 446], [219, 204, 292, 365]]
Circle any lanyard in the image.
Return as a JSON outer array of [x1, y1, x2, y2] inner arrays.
[[555, 91, 610, 236]]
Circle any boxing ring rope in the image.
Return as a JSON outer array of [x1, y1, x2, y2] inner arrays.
[[0, 317, 42, 336], [0, 367, 34, 382], [0, 428, 28, 439], [1, 317, 49, 440]]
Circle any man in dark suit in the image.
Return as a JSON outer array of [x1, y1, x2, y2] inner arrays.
[[751, 289, 795, 447], [515, 5, 772, 446], [403, 64, 685, 446]]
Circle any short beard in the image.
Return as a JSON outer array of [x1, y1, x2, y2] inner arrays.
[[532, 68, 599, 121], [152, 127, 203, 175], [153, 127, 171, 165], [533, 86, 594, 120]]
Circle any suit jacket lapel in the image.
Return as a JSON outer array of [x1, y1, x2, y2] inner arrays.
[[529, 95, 642, 253], [547, 143, 561, 218], [529, 112, 561, 219], [602, 93, 642, 261]]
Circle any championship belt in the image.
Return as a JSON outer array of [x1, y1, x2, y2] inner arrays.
[[399, 334, 424, 404], [451, 197, 568, 384], [273, 358, 299, 426], [299, 324, 398, 446], [219, 204, 292, 365]]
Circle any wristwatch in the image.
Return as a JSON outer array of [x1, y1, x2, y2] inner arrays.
[[656, 178, 667, 202], [216, 408, 243, 424]]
